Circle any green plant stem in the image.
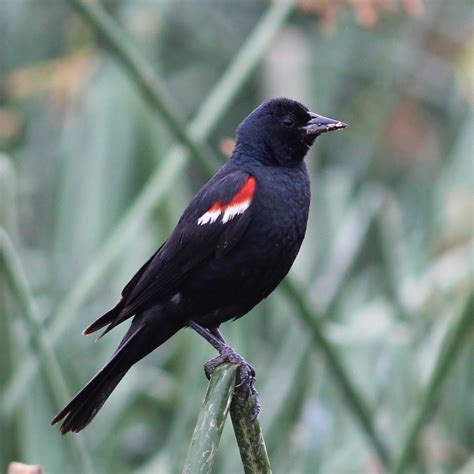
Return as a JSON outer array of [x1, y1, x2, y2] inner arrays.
[[2, 0, 296, 417], [0, 156, 19, 462], [183, 364, 237, 474], [375, 214, 409, 321], [316, 187, 384, 315], [282, 279, 391, 466], [0, 155, 17, 233], [67, 0, 218, 174], [0, 229, 94, 474], [392, 292, 474, 473], [230, 388, 272, 474]]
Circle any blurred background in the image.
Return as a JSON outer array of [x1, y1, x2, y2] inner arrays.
[[0, 0, 473, 473]]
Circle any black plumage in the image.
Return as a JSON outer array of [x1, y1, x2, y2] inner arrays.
[[51, 97, 346, 434]]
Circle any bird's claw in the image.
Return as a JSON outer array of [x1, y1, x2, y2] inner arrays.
[[203, 347, 261, 420]]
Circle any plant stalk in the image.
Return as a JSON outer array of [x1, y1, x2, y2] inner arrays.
[[392, 292, 474, 473], [230, 387, 272, 474], [183, 363, 237, 474], [282, 279, 391, 465], [0, 229, 94, 474]]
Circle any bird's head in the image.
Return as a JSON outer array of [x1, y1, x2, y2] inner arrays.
[[235, 97, 347, 167]]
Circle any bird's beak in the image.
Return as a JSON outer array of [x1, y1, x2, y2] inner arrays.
[[302, 112, 348, 137]]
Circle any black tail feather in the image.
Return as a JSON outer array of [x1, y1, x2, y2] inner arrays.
[[50, 324, 141, 434], [82, 298, 125, 336], [51, 367, 127, 434], [52, 306, 183, 434]]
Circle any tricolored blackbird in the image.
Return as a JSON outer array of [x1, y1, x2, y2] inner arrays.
[[51, 97, 346, 434]]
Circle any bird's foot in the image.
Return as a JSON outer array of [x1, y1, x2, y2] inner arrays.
[[204, 346, 260, 420], [186, 320, 260, 420]]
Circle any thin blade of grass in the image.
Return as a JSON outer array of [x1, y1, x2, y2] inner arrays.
[[0, 157, 19, 462], [392, 291, 474, 473], [282, 278, 391, 466], [311, 186, 384, 314], [0, 229, 94, 474], [0, 156, 17, 234]]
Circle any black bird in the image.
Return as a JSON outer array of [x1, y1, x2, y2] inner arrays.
[[51, 97, 346, 434]]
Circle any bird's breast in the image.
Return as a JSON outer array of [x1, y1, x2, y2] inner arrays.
[[250, 164, 310, 248]]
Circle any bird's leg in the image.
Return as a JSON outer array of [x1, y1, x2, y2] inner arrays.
[[187, 320, 260, 419], [186, 321, 255, 380], [186, 320, 226, 352], [209, 327, 227, 344]]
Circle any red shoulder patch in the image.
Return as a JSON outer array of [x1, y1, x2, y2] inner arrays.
[[198, 176, 256, 225]]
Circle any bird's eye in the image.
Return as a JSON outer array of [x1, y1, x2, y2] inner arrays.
[[281, 116, 295, 128]]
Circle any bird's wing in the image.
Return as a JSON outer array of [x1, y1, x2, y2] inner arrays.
[[83, 170, 256, 337]]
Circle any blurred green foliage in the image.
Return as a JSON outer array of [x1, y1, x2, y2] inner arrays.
[[0, 0, 473, 473]]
